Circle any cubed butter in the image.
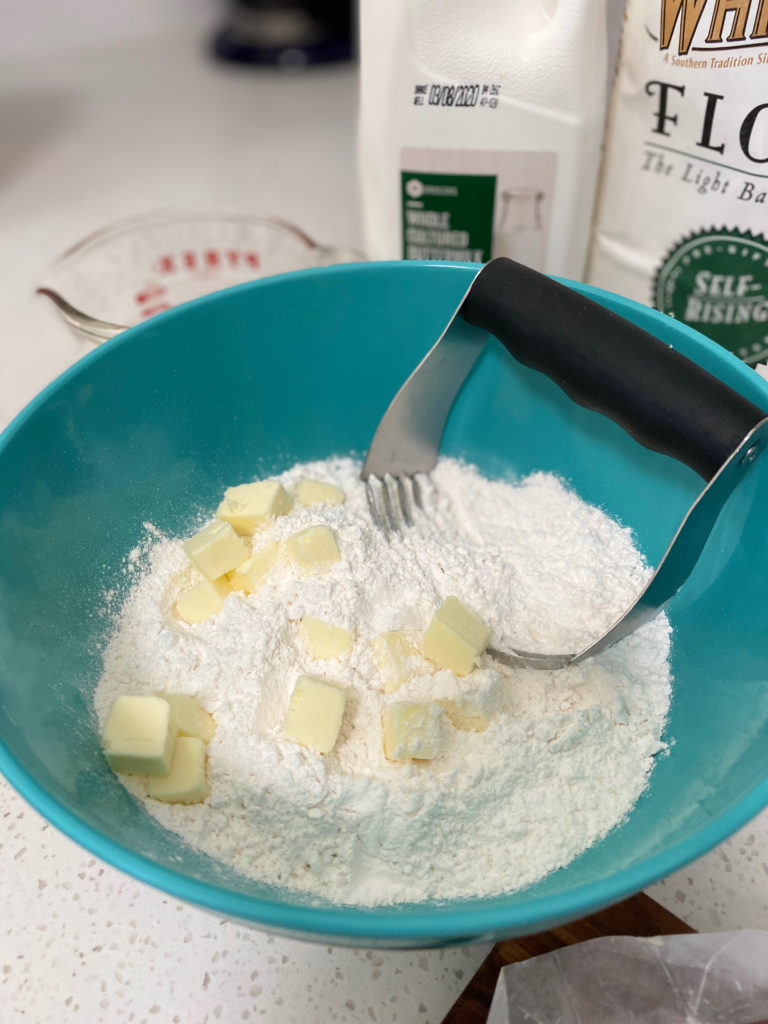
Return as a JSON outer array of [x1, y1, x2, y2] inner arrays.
[[147, 736, 210, 804], [286, 525, 341, 575], [175, 578, 231, 624], [382, 701, 443, 761], [422, 596, 490, 676], [160, 693, 217, 743], [182, 520, 249, 580], [436, 672, 502, 732], [294, 478, 346, 507], [227, 541, 280, 594], [283, 675, 346, 754], [102, 695, 178, 776], [300, 617, 354, 659], [372, 631, 415, 693], [216, 479, 293, 535]]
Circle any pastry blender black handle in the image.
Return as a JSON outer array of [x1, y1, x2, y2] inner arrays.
[[460, 258, 766, 480]]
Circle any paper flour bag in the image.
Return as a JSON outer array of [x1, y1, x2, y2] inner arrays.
[[588, 0, 768, 365]]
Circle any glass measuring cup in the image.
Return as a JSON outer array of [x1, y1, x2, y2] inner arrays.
[[38, 207, 365, 345]]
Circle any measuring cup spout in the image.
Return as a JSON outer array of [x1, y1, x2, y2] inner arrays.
[[36, 287, 125, 345]]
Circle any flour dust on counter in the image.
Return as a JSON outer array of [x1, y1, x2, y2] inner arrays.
[[94, 456, 672, 906]]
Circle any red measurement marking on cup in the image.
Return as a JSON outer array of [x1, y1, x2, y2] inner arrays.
[[135, 283, 169, 317], [136, 281, 171, 317], [136, 284, 167, 305], [153, 249, 261, 275], [140, 304, 172, 318]]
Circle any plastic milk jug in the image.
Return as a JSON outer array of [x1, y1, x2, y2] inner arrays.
[[358, 0, 610, 279]]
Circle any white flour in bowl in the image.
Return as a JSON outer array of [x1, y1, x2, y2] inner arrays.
[[94, 456, 671, 906]]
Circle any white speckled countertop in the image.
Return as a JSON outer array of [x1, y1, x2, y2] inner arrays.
[[2, 28, 768, 1024]]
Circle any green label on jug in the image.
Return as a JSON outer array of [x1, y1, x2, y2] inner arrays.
[[401, 171, 496, 263], [654, 228, 768, 366]]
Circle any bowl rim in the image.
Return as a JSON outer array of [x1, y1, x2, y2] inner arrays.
[[3, 260, 768, 944]]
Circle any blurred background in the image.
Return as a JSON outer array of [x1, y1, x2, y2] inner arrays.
[[0, 0, 360, 425]]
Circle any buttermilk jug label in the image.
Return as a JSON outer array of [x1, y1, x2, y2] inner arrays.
[[400, 148, 557, 268]]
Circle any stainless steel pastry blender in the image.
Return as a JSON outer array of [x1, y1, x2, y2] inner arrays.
[[362, 258, 768, 670]]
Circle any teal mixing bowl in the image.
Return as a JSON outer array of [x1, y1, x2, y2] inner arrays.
[[1, 262, 767, 947]]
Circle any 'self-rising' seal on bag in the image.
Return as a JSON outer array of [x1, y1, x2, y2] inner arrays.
[[588, 0, 768, 365]]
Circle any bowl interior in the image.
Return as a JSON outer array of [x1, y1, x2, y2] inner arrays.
[[2, 262, 768, 946]]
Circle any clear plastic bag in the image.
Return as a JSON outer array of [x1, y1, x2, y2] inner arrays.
[[488, 932, 768, 1024]]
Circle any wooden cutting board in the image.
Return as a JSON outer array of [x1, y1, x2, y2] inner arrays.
[[442, 893, 694, 1023]]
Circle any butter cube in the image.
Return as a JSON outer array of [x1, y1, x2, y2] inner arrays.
[[175, 578, 231, 624], [372, 631, 415, 693], [147, 736, 210, 804], [422, 597, 490, 676], [216, 480, 293, 535], [161, 693, 216, 743], [300, 617, 354, 659], [227, 541, 280, 594], [183, 520, 249, 580], [283, 675, 346, 754], [294, 478, 346, 507], [436, 672, 502, 732], [286, 525, 341, 575], [102, 695, 178, 776], [382, 701, 443, 761]]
